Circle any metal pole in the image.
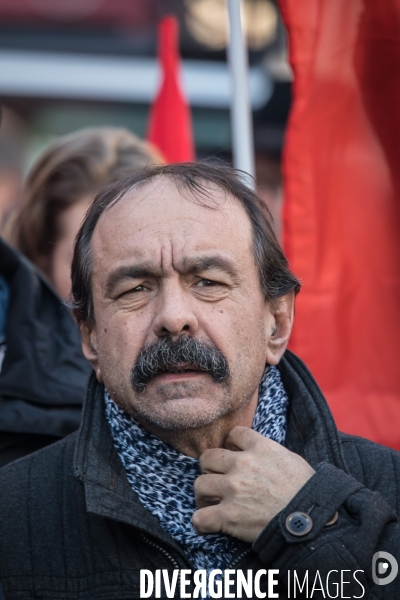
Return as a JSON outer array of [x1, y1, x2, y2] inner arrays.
[[227, 0, 255, 187]]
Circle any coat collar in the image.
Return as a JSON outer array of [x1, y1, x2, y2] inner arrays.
[[73, 371, 182, 549], [73, 350, 348, 541], [279, 350, 348, 473]]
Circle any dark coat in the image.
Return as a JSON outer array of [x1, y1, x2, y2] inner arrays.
[[0, 351, 399, 599], [0, 239, 91, 466]]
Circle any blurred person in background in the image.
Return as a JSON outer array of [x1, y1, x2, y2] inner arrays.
[[0, 127, 163, 467], [8, 127, 163, 299], [0, 106, 26, 230], [255, 153, 283, 241]]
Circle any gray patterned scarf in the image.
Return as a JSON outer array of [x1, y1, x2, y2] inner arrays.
[[105, 365, 288, 573]]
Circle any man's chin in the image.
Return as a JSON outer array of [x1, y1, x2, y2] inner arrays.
[[132, 395, 231, 431]]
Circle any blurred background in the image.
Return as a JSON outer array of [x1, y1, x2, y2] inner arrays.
[[0, 0, 291, 234]]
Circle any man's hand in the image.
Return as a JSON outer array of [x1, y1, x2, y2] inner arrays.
[[192, 426, 315, 543]]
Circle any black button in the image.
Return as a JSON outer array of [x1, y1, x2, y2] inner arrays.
[[286, 512, 313, 536]]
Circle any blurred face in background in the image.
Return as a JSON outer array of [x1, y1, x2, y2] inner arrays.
[[7, 126, 163, 300], [49, 195, 92, 299], [0, 168, 22, 231]]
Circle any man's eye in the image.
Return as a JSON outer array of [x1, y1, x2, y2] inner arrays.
[[121, 285, 147, 296], [195, 279, 220, 287]]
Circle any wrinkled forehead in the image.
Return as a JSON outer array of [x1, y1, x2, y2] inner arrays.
[[93, 175, 254, 253], [101, 174, 246, 218]]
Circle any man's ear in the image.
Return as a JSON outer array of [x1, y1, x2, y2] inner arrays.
[[265, 291, 295, 366], [79, 322, 103, 383]]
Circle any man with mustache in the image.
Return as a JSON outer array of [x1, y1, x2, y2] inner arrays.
[[0, 162, 399, 599]]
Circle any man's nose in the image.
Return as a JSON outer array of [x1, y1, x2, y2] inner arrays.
[[152, 283, 199, 338]]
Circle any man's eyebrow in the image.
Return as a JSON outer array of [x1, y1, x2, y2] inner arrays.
[[105, 255, 240, 294], [181, 255, 240, 280], [105, 262, 161, 295]]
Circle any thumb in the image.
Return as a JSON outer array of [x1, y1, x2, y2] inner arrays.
[[224, 426, 258, 452]]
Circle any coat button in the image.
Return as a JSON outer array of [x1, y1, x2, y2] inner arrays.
[[324, 511, 339, 527], [286, 512, 313, 536]]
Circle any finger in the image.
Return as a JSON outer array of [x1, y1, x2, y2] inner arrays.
[[199, 448, 236, 474], [192, 505, 222, 535], [195, 496, 221, 509], [194, 473, 226, 508], [224, 426, 264, 451]]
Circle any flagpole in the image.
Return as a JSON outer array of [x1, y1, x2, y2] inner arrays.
[[227, 0, 255, 187]]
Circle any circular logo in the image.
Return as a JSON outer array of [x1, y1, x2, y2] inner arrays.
[[372, 551, 398, 585]]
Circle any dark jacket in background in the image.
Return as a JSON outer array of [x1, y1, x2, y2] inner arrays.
[[0, 238, 91, 466], [0, 351, 399, 599]]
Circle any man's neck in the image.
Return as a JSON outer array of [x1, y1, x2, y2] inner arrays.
[[138, 395, 259, 457]]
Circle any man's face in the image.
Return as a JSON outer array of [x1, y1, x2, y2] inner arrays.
[[83, 177, 282, 434]]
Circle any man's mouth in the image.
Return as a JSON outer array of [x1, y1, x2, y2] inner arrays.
[[157, 364, 206, 378]]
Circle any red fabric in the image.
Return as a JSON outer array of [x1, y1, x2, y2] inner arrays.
[[147, 16, 195, 163], [280, 0, 400, 448]]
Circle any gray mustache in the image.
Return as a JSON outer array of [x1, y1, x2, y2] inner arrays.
[[130, 336, 230, 392]]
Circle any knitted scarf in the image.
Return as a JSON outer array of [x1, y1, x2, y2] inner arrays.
[[105, 365, 288, 573]]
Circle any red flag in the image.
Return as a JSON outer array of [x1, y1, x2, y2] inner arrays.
[[147, 16, 195, 163], [280, 0, 400, 448]]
